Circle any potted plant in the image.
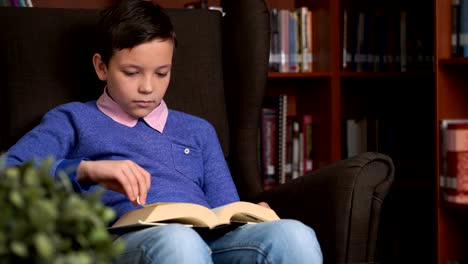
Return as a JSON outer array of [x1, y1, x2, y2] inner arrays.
[[0, 157, 124, 263]]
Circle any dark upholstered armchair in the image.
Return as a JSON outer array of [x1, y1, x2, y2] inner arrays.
[[0, 1, 394, 263]]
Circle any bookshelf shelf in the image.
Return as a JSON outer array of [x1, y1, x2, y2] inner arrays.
[[267, 72, 332, 78], [439, 57, 468, 66], [340, 71, 434, 79], [441, 200, 468, 211]]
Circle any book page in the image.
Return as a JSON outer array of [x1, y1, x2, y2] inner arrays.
[[111, 202, 219, 229], [211, 201, 280, 224]]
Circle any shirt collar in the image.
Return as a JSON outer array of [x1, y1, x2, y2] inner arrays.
[[96, 89, 168, 133]]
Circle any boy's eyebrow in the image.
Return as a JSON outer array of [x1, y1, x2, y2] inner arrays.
[[120, 64, 172, 70]]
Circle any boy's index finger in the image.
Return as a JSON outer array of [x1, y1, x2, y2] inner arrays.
[[136, 196, 148, 207]]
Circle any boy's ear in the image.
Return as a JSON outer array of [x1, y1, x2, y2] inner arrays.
[[93, 54, 108, 81]]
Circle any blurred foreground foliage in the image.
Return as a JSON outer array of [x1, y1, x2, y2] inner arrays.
[[0, 157, 124, 264]]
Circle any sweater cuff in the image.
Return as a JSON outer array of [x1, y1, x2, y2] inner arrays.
[[56, 159, 95, 192]]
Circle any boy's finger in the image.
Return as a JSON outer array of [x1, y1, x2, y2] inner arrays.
[[121, 168, 139, 204], [130, 166, 148, 205], [135, 164, 151, 192], [137, 175, 148, 205]]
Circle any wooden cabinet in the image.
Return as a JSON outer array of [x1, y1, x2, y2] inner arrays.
[[436, 0, 468, 263]]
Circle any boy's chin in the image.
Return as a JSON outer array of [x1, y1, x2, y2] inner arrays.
[[129, 109, 153, 119]]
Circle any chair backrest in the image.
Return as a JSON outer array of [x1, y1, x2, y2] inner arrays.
[[0, 0, 271, 199]]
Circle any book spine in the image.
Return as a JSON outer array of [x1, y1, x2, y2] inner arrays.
[[306, 9, 313, 71], [461, 0, 468, 56], [279, 10, 290, 73], [342, 9, 348, 70], [302, 114, 313, 174], [299, 7, 309, 72], [269, 9, 280, 72], [278, 95, 288, 184], [452, 0, 462, 57], [400, 11, 407, 72], [261, 108, 278, 190], [355, 12, 366, 72], [289, 10, 299, 72], [285, 116, 294, 182], [291, 120, 301, 179], [440, 120, 468, 204], [0, 0, 9, 6]]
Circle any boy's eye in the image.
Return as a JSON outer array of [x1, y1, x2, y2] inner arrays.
[[123, 71, 138, 76], [156, 72, 168, 77]]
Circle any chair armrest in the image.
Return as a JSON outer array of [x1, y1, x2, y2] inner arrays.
[[253, 152, 395, 264]]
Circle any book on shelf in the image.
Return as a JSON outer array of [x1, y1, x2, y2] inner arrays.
[[440, 119, 468, 204], [300, 7, 313, 72], [342, 7, 432, 72], [279, 9, 290, 73], [269, 8, 280, 72], [460, 0, 468, 57], [289, 10, 299, 72], [452, 0, 463, 57], [1, 0, 33, 7], [343, 116, 382, 158], [345, 118, 367, 158], [302, 114, 313, 173], [268, 7, 313, 73], [278, 95, 288, 184], [109, 201, 280, 230], [261, 106, 278, 190], [260, 95, 313, 187], [291, 119, 301, 179]]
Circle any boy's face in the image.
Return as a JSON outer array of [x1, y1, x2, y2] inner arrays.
[[93, 38, 174, 119]]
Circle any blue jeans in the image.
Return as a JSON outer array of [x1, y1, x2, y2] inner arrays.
[[113, 219, 323, 263]]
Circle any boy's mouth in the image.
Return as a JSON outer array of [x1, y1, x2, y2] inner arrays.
[[134, 100, 155, 108]]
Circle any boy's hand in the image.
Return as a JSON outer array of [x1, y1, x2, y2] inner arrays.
[[77, 160, 151, 206], [258, 201, 270, 208]]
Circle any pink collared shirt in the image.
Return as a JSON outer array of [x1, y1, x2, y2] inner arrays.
[[96, 90, 168, 133]]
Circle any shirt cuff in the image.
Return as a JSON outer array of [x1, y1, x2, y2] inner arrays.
[[55, 159, 95, 192]]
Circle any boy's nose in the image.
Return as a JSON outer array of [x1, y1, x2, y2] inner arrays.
[[138, 77, 153, 94]]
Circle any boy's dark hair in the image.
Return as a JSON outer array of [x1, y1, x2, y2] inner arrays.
[[97, 0, 176, 66]]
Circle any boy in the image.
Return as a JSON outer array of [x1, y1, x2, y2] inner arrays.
[[5, 0, 322, 263]]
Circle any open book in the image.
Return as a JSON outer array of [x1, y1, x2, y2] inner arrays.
[[109, 201, 280, 230]]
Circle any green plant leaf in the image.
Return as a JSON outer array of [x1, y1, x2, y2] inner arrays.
[[34, 232, 54, 260], [9, 190, 23, 208], [10, 241, 28, 258]]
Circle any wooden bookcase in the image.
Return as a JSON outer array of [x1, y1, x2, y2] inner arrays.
[[436, 0, 468, 263], [29, 0, 439, 262], [266, 0, 436, 263]]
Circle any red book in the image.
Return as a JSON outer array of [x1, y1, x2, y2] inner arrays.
[[261, 108, 278, 190], [441, 121, 468, 204]]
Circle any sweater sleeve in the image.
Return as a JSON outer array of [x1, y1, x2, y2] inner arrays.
[[5, 105, 93, 191], [201, 123, 240, 208]]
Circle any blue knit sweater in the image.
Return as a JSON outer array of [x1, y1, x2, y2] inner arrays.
[[6, 101, 240, 220]]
